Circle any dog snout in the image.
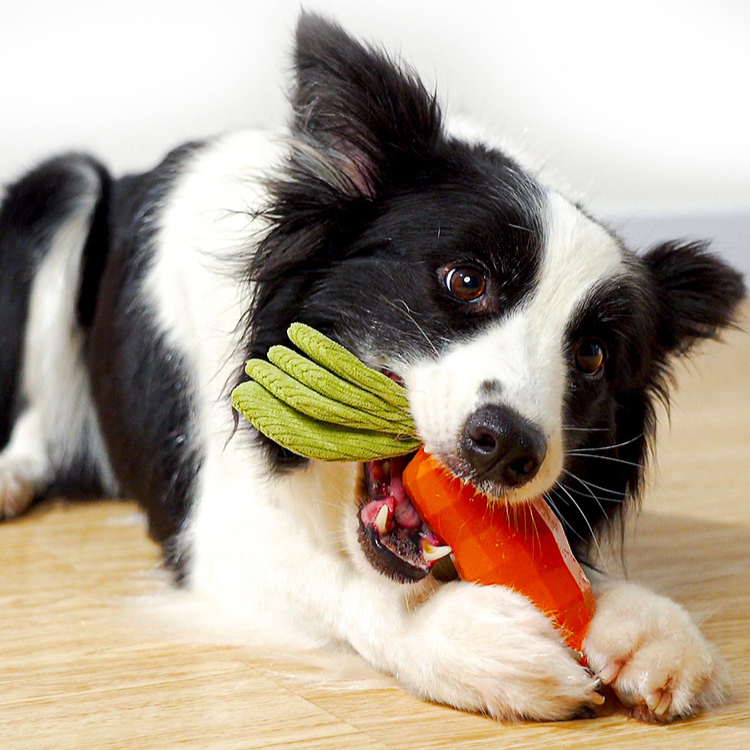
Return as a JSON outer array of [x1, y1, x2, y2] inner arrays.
[[460, 405, 547, 488]]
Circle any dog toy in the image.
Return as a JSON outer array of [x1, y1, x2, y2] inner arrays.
[[231, 323, 420, 461], [402, 448, 595, 653], [232, 324, 594, 652]]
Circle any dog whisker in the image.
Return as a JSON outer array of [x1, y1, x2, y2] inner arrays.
[[542, 492, 587, 544], [552, 483, 607, 570], [383, 296, 442, 358], [528, 502, 543, 558], [566, 453, 644, 469], [557, 480, 606, 519], [561, 428, 611, 433], [558, 484, 623, 504], [562, 469, 627, 499], [567, 433, 645, 454]]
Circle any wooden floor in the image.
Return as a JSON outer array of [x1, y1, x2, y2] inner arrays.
[[2, 310, 749, 749]]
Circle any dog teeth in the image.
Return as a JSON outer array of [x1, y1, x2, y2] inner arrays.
[[374, 503, 392, 535], [421, 540, 452, 563]]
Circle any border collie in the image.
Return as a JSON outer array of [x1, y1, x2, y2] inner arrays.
[[0, 14, 745, 722]]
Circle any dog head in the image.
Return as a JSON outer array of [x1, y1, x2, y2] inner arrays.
[[247, 14, 745, 581]]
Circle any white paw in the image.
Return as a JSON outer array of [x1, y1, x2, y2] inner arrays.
[[402, 582, 602, 721], [584, 582, 729, 722], [0, 464, 35, 519]]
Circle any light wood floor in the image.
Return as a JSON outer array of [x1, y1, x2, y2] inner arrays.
[[2, 309, 749, 749]]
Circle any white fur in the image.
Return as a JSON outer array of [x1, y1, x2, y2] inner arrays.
[[142, 131, 363, 639], [1, 128, 727, 722], [137, 135, 725, 720], [404, 191, 625, 503], [0, 162, 117, 515], [0, 408, 42, 517], [585, 580, 729, 719]]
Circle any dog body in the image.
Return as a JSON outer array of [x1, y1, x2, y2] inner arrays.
[[0, 16, 744, 721]]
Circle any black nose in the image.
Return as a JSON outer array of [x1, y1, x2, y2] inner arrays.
[[460, 405, 547, 488]]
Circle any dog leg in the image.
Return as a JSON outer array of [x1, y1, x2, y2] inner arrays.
[[584, 580, 729, 721], [388, 581, 602, 720], [0, 408, 51, 519], [303, 572, 601, 720], [189, 460, 599, 721]]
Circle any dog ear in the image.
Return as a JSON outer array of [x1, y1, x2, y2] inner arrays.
[[643, 240, 745, 356], [290, 13, 442, 197]]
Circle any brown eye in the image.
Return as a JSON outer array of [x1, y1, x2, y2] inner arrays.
[[575, 339, 606, 375], [445, 266, 486, 302]]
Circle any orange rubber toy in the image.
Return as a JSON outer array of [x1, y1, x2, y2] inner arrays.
[[402, 448, 595, 653]]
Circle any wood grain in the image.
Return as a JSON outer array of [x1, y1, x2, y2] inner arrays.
[[1, 307, 749, 749]]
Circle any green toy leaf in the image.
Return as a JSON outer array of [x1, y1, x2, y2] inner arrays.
[[244, 358, 413, 434], [231, 324, 421, 462], [232, 382, 420, 462], [267, 345, 410, 427], [287, 323, 410, 411]]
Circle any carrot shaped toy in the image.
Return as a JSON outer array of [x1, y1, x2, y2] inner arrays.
[[233, 324, 595, 653], [402, 448, 595, 653]]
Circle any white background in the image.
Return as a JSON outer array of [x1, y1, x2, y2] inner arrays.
[[1, 0, 748, 265]]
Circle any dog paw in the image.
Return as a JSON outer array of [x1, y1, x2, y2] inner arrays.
[[402, 582, 602, 721], [584, 581, 729, 722], [0, 464, 35, 519]]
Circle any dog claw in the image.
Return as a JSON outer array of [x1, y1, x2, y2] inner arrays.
[[598, 661, 621, 685], [651, 690, 672, 716]]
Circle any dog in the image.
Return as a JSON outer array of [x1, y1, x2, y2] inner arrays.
[[0, 14, 745, 722]]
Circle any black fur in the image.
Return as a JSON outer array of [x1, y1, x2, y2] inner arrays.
[[0, 143, 204, 575], [76, 160, 112, 329], [559, 246, 745, 557], [644, 240, 746, 354], [1, 13, 745, 583], [0, 154, 108, 450], [86, 143, 205, 580], [243, 15, 746, 561], [246, 14, 544, 469]]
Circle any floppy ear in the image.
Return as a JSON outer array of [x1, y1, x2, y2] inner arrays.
[[290, 13, 442, 197], [584, 243, 744, 541], [643, 240, 745, 356]]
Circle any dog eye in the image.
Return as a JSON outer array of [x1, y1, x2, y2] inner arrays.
[[575, 339, 606, 375], [445, 266, 486, 302]]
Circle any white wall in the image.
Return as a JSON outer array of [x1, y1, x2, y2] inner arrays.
[[2, 0, 748, 262]]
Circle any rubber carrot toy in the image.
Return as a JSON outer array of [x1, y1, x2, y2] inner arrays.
[[232, 324, 595, 652], [402, 448, 595, 653]]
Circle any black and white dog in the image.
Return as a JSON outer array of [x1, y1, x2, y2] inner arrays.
[[0, 15, 745, 721]]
